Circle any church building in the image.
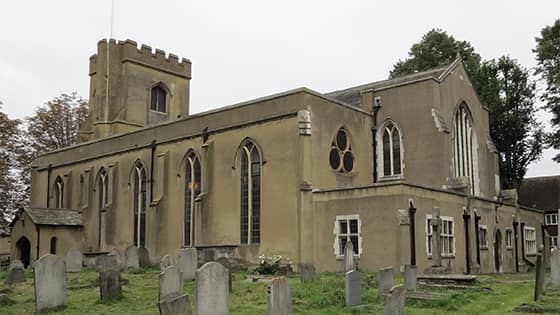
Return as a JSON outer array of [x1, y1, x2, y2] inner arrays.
[[10, 39, 545, 274]]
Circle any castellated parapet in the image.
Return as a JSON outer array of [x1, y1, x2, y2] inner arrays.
[[89, 39, 191, 79]]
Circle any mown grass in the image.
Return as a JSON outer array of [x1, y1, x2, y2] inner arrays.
[[0, 268, 558, 314]]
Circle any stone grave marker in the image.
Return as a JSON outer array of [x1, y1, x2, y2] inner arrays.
[[125, 245, 139, 269], [300, 264, 315, 283], [108, 248, 121, 267], [160, 266, 184, 302], [139, 247, 150, 268], [216, 257, 232, 293], [159, 294, 193, 315], [344, 241, 354, 272], [431, 207, 442, 268], [34, 254, 66, 313], [384, 284, 406, 315], [196, 262, 228, 315], [160, 255, 176, 271], [98, 255, 122, 302], [378, 266, 394, 297], [5, 260, 25, 285], [268, 276, 292, 315], [551, 247, 560, 287], [404, 264, 417, 291], [345, 270, 361, 307], [534, 246, 545, 301], [66, 249, 83, 273], [178, 248, 198, 281]]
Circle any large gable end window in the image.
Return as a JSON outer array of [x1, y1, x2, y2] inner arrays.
[[453, 103, 478, 194], [184, 151, 201, 247], [379, 122, 403, 178], [150, 84, 167, 113], [240, 140, 261, 245], [329, 127, 354, 174]]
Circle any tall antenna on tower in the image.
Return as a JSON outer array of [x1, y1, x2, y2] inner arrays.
[[105, 0, 114, 123]]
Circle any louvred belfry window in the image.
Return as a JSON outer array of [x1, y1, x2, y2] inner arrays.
[[329, 127, 354, 173], [150, 85, 167, 112]]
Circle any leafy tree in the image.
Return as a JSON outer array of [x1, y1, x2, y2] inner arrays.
[[0, 103, 22, 230], [534, 19, 560, 162], [477, 57, 544, 189]]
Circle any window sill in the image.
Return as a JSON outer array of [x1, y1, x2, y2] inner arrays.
[[526, 253, 537, 257], [335, 254, 361, 261], [427, 255, 456, 259], [480, 246, 489, 251], [506, 247, 513, 251], [149, 109, 168, 115], [238, 243, 260, 248], [378, 175, 404, 182], [331, 169, 358, 177]]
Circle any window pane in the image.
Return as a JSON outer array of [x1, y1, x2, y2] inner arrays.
[[185, 162, 192, 246], [350, 235, 359, 254], [392, 128, 401, 175], [343, 151, 354, 172], [340, 221, 348, 234], [339, 236, 347, 255], [330, 149, 340, 170], [336, 129, 347, 150], [383, 130, 391, 176], [349, 219, 358, 234], [240, 152, 249, 244], [251, 159, 261, 244]]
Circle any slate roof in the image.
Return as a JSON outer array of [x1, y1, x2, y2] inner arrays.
[[325, 63, 452, 107], [23, 208, 83, 226], [518, 176, 560, 212]]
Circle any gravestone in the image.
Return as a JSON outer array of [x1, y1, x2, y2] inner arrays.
[[431, 207, 442, 267], [178, 248, 198, 281], [344, 241, 354, 272], [216, 257, 232, 293], [139, 247, 151, 268], [384, 284, 406, 315], [34, 254, 66, 313], [378, 266, 394, 297], [534, 246, 545, 301], [160, 266, 184, 302], [196, 262, 228, 315], [300, 264, 315, 283], [108, 248, 121, 267], [404, 264, 417, 291], [98, 255, 122, 301], [268, 276, 292, 315], [125, 245, 139, 269], [160, 255, 176, 271], [159, 294, 193, 315], [66, 249, 83, 273], [551, 248, 560, 287], [345, 270, 361, 307], [5, 260, 25, 285]]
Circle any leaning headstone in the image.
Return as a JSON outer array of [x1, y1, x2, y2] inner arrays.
[[160, 255, 176, 271], [98, 255, 122, 302], [551, 248, 560, 287], [159, 294, 193, 315], [378, 266, 394, 297], [178, 248, 198, 281], [160, 266, 184, 302], [404, 264, 417, 291], [34, 254, 66, 313], [300, 264, 315, 283], [268, 276, 292, 315], [384, 284, 406, 315], [195, 262, 228, 315], [345, 270, 361, 307], [125, 245, 139, 269], [5, 260, 25, 285], [216, 257, 232, 293], [344, 241, 354, 272], [66, 249, 83, 273], [108, 248, 121, 267], [139, 247, 150, 268]]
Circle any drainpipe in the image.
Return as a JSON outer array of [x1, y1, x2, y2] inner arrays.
[[463, 213, 471, 274], [408, 201, 416, 266], [513, 221, 519, 272], [149, 139, 156, 204], [475, 213, 481, 266], [46, 164, 52, 207]]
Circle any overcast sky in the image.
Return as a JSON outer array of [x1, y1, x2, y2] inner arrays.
[[1, 1, 559, 177]]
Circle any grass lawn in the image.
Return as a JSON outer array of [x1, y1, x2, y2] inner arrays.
[[0, 268, 558, 314]]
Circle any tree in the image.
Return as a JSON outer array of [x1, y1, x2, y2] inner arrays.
[[534, 19, 560, 162], [0, 103, 22, 230], [477, 57, 544, 189]]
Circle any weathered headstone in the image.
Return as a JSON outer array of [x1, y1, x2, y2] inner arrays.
[[178, 248, 198, 281], [378, 266, 394, 297], [551, 247, 560, 287], [431, 207, 442, 267], [139, 247, 151, 268], [66, 249, 83, 273], [534, 246, 545, 301], [384, 284, 406, 315], [5, 260, 25, 285], [196, 262, 228, 315], [345, 270, 361, 307], [216, 257, 232, 293], [108, 248, 121, 267], [160, 266, 184, 302], [125, 245, 139, 269], [300, 264, 315, 283], [98, 255, 122, 302], [34, 254, 66, 313], [159, 294, 193, 315], [268, 276, 292, 315], [344, 241, 354, 272], [404, 264, 417, 291], [160, 255, 176, 271]]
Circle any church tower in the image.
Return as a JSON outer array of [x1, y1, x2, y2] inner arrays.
[[78, 39, 191, 142]]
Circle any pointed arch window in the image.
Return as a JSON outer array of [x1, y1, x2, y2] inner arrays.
[[453, 104, 476, 194], [54, 176, 64, 208], [380, 123, 403, 177], [50, 237, 57, 255], [132, 162, 147, 248], [240, 141, 261, 244], [184, 151, 201, 247], [329, 127, 354, 173], [150, 85, 167, 112], [97, 168, 108, 248]]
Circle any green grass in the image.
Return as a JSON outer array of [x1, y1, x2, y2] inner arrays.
[[0, 268, 558, 314]]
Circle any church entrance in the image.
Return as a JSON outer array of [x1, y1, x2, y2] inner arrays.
[[16, 237, 31, 268], [494, 229, 502, 273]]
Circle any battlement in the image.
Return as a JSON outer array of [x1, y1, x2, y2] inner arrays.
[[89, 38, 191, 78]]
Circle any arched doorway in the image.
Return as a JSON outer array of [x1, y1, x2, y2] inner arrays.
[[494, 229, 502, 273], [16, 237, 31, 268]]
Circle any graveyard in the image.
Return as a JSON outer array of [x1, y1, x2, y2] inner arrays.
[[1, 266, 559, 314]]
